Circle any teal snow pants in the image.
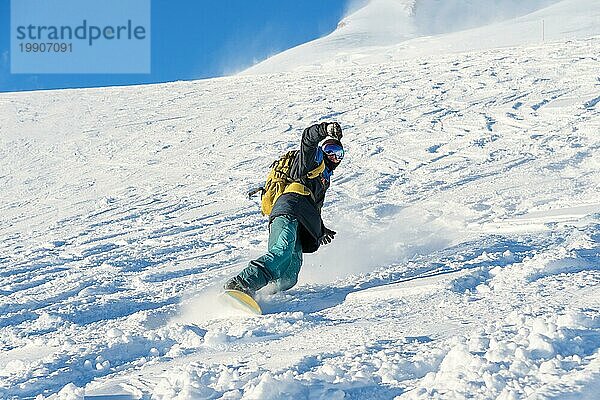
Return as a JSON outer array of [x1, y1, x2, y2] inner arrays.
[[237, 215, 303, 293]]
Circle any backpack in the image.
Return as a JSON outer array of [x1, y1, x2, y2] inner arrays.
[[248, 150, 325, 216]]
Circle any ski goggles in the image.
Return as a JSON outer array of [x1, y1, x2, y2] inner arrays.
[[323, 143, 344, 162]]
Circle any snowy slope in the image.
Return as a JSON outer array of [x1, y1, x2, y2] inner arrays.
[[243, 0, 600, 74], [1, 2, 600, 400]]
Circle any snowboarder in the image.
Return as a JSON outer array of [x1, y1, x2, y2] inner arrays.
[[224, 122, 345, 297]]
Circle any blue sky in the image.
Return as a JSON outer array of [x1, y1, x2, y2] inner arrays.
[[0, 0, 350, 92]]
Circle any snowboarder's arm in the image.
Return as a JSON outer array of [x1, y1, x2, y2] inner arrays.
[[297, 123, 328, 176]]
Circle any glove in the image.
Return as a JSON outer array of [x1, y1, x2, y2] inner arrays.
[[319, 227, 337, 245], [326, 122, 343, 140]]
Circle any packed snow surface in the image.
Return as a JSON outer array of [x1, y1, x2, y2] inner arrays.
[[1, 0, 600, 399]]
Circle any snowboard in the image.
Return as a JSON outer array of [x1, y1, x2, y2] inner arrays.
[[221, 289, 262, 315]]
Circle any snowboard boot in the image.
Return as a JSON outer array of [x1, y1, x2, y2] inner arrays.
[[224, 277, 255, 298]]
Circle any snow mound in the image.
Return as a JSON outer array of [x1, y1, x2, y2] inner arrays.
[[243, 0, 600, 74]]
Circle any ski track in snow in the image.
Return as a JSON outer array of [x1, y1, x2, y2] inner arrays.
[[0, 36, 599, 399]]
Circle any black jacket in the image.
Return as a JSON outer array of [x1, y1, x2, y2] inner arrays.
[[269, 123, 331, 253]]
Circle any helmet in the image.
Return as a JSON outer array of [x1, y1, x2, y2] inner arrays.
[[321, 138, 344, 163]]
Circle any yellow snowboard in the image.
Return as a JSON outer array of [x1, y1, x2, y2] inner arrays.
[[222, 289, 262, 315]]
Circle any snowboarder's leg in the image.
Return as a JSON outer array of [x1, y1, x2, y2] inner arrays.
[[235, 215, 299, 293], [275, 234, 303, 292]]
